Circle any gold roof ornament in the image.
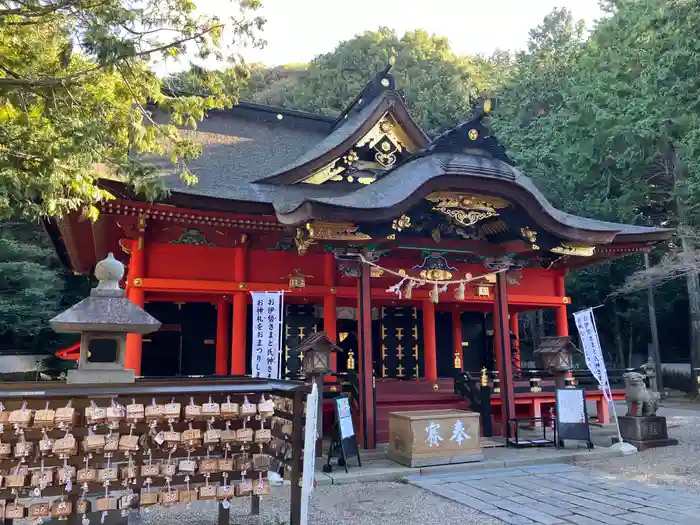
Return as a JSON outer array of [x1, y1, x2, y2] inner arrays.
[[306, 221, 371, 241], [551, 243, 596, 257], [483, 99, 493, 114], [426, 192, 509, 228]]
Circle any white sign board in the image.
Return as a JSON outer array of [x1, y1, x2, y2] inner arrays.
[[300, 383, 319, 525], [556, 389, 586, 424], [250, 292, 284, 379]]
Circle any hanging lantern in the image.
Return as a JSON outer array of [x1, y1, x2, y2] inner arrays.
[[455, 282, 466, 301]]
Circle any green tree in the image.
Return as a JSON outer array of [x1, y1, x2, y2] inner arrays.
[[0, 0, 265, 221], [245, 28, 511, 133], [0, 222, 88, 353]]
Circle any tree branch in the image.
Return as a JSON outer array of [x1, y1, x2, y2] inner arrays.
[[0, 25, 222, 88]]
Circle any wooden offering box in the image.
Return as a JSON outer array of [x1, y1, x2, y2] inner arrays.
[[387, 409, 482, 467]]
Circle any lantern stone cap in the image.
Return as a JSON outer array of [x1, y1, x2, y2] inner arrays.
[[534, 336, 580, 354], [50, 253, 161, 334], [293, 331, 342, 354]]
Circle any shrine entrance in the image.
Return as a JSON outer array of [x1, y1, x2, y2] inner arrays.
[[141, 302, 217, 376]]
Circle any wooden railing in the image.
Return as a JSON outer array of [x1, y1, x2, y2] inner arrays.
[[0, 376, 310, 525]]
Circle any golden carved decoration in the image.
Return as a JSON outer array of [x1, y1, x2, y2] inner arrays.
[[468, 129, 479, 140], [285, 269, 307, 289], [132, 278, 142, 287], [426, 192, 509, 228], [387, 233, 396, 240], [551, 243, 596, 257], [440, 208, 497, 227], [420, 268, 453, 281], [480, 366, 488, 387], [426, 192, 509, 212], [294, 227, 317, 255], [301, 112, 417, 185], [306, 221, 371, 241], [520, 227, 537, 244], [396, 364, 406, 378], [392, 214, 411, 231], [347, 351, 355, 370], [483, 98, 493, 114], [432, 384, 439, 392], [563, 297, 570, 304]]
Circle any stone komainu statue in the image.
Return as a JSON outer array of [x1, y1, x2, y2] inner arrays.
[[623, 371, 659, 417]]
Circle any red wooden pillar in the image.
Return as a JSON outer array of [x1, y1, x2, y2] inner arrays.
[[452, 308, 463, 371], [423, 300, 438, 381], [125, 237, 145, 375], [231, 246, 248, 375], [357, 262, 375, 449], [323, 253, 338, 373], [215, 301, 230, 375], [510, 312, 520, 370], [555, 274, 568, 336], [493, 272, 515, 437]]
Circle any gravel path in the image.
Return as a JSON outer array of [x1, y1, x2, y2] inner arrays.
[[577, 403, 700, 492], [140, 482, 505, 525]]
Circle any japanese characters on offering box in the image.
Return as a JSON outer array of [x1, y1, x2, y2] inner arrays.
[[0, 393, 298, 522], [425, 420, 471, 448]]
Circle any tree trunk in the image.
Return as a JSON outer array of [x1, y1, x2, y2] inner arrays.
[[669, 146, 700, 374], [627, 327, 634, 368], [612, 306, 625, 368]]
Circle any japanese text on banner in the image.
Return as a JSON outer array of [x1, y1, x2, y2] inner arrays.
[[251, 292, 283, 379]]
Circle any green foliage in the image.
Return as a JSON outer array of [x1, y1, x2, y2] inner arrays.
[[243, 28, 512, 133], [0, 222, 87, 352], [493, 1, 700, 364], [0, 0, 265, 221]]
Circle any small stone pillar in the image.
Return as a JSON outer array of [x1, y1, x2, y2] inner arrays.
[[50, 253, 161, 384]]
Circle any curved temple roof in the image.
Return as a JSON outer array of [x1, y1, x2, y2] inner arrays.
[[98, 67, 671, 252]]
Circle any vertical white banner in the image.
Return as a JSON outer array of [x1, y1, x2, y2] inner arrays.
[[251, 292, 284, 379], [300, 382, 319, 525], [573, 307, 624, 443]]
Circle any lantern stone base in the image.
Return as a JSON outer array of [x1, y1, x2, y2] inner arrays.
[[387, 409, 483, 468], [67, 368, 135, 384], [618, 415, 678, 450]]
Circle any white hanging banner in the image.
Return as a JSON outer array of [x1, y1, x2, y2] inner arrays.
[[250, 291, 284, 379], [573, 307, 624, 443], [300, 382, 319, 525]]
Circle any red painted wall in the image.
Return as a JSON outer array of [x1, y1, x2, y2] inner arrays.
[[144, 245, 561, 299]]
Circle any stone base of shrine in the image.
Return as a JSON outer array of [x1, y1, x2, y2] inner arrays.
[[618, 415, 679, 450], [387, 409, 483, 468]]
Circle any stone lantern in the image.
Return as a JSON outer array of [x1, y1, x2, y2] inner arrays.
[[50, 253, 161, 384]]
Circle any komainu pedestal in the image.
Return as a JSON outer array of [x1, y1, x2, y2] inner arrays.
[[618, 415, 678, 450], [620, 371, 677, 450]]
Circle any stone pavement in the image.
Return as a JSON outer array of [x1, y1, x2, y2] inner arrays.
[[406, 463, 700, 525]]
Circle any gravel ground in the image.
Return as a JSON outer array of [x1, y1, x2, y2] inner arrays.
[[577, 403, 700, 492], [140, 482, 505, 525]]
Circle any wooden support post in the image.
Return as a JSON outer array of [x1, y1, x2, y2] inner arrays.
[[423, 300, 438, 381], [324, 253, 338, 374], [231, 246, 247, 375], [289, 390, 304, 525], [493, 272, 515, 438], [357, 262, 376, 449], [125, 236, 145, 375], [215, 301, 230, 375], [510, 312, 520, 371], [555, 274, 568, 337], [452, 308, 463, 371]]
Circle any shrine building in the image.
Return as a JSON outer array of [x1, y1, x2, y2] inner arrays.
[[46, 65, 672, 449]]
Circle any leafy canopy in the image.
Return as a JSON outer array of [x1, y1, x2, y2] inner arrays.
[[0, 0, 265, 221]]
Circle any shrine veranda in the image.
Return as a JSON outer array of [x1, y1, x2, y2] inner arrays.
[[46, 65, 672, 450]]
